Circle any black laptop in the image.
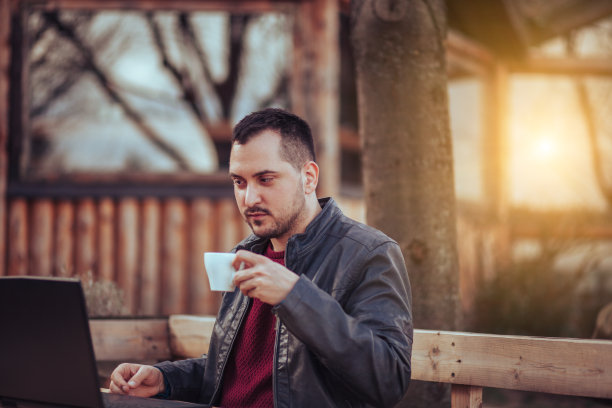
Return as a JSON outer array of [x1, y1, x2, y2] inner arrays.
[[0, 276, 207, 408]]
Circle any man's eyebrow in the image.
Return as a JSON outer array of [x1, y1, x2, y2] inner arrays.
[[229, 170, 279, 178], [253, 170, 279, 177]]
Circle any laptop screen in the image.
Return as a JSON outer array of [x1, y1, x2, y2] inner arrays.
[[0, 277, 103, 408]]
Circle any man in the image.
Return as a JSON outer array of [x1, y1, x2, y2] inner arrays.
[[110, 109, 413, 407]]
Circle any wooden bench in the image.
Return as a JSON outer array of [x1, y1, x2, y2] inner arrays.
[[90, 315, 612, 407]]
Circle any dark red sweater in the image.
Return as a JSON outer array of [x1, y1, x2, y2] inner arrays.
[[219, 245, 285, 407]]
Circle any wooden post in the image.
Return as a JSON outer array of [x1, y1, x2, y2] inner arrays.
[[0, 0, 11, 276], [292, 0, 340, 198], [481, 62, 510, 221], [141, 197, 161, 316], [481, 63, 511, 275], [75, 199, 97, 278], [117, 198, 139, 315], [8, 198, 28, 275], [54, 200, 74, 277], [29, 199, 54, 276], [451, 385, 483, 408], [190, 198, 219, 315], [97, 198, 115, 281], [162, 198, 188, 315]]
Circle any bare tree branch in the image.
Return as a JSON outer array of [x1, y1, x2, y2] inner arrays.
[[147, 13, 209, 121], [258, 72, 289, 109], [218, 15, 250, 119], [177, 13, 217, 94], [43, 11, 192, 171], [30, 13, 121, 118], [29, 16, 83, 116], [31, 72, 81, 117], [176, 13, 249, 120]]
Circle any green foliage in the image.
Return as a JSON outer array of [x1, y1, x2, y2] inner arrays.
[[469, 256, 582, 337], [468, 238, 612, 339]]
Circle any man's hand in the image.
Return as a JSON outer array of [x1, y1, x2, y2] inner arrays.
[[232, 250, 299, 305], [109, 363, 165, 397]]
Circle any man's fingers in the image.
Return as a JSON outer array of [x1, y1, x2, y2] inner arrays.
[[128, 366, 153, 388], [109, 381, 126, 395], [232, 250, 264, 269], [237, 277, 258, 296], [110, 363, 132, 388]]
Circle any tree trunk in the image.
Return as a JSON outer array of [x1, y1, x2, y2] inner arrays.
[[351, 1, 460, 406]]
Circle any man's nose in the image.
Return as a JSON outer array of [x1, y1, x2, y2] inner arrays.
[[244, 185, 261, 207]]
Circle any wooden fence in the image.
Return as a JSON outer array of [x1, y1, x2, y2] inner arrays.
[[3, 195, 367, 316], [90, 315, 612, 408], [6, 196, 250, 316], [12, 193, 604, 320]]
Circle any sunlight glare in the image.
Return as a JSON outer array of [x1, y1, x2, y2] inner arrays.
[[534, 138, 557, 159]]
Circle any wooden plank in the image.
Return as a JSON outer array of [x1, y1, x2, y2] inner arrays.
[[168, 315, 216, 358], [447, 30, 494, 69], [509, 56, 612, 77], [141, 197, 161, 316], [446, 30, 495, 78], [54, 200, 74, 277], [29, 199, 54, 276], [7, 198, 28, 275], [412, 329, 612, 399], [90, 317, 612, 401], [75, 198, 97, 278], [117, 198, 139, 315], [189, 198, 220, 315], [89, 318, 170, 361], [511, 223, 612, 240], [161, 198, 188, 315], [451, 385, 483, 408], [0, 0, 10, 277], [97, 198, 115, 281], [518, 0, 612, 45]]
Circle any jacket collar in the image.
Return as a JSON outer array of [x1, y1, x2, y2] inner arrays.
[[235, 197, 341, 257]]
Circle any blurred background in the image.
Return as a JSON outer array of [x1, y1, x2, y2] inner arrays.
[[1, 0, 611, 343]]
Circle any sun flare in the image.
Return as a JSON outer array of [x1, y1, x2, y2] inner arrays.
[[533, 138, 557, 159]]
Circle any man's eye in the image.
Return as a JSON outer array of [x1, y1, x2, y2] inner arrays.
[[232, 179, 244, 186], [260, 177, 273, 184]]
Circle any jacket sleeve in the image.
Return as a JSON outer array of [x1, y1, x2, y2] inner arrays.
[[273, 241, 413, 407], [154, 357, 207, 402]]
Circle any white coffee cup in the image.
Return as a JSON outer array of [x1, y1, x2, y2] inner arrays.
[[204, 252, 238, 292]]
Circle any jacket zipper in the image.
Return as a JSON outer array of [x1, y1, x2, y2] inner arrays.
[[272, 246, 292, 407], [210, 296, 251, 403], [272, 316, 281, 408]]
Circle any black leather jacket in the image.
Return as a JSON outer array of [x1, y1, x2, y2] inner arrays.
[[156, 198, 413, 407]]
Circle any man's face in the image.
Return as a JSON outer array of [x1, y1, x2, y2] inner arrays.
[[229, 130, 307, 242]]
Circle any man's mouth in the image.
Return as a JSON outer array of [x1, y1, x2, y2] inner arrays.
[[245, 208, 270, 219]]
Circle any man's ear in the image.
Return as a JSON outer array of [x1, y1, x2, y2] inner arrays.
[[302, 161, 319, 194]]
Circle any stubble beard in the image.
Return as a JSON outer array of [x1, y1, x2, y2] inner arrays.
[[245, 186, 306, 241]]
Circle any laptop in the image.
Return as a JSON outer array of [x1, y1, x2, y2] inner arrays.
[[0, 276, 208, 408]]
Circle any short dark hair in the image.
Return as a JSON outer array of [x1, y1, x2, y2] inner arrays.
[[232, 108, 316, 169]]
